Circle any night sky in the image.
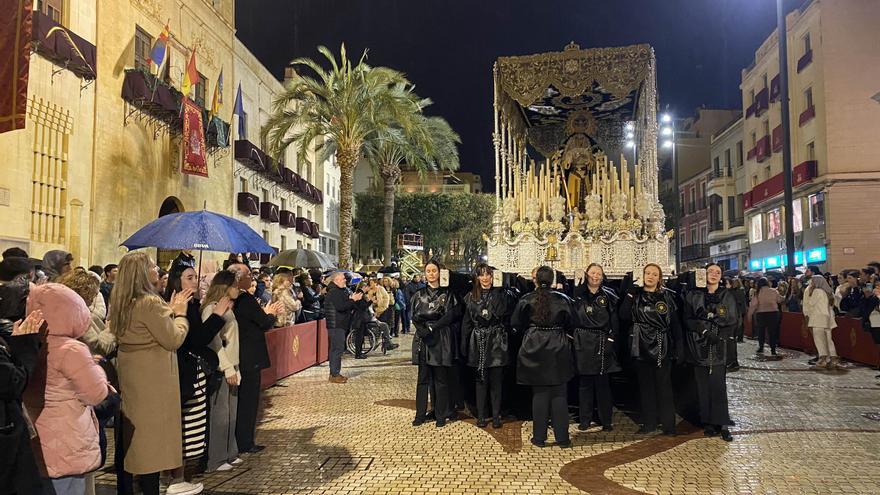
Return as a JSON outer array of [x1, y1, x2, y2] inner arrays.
[[236, 0, 802, 190]]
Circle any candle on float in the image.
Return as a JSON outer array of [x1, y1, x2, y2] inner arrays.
[[629, 186, 635, 217]]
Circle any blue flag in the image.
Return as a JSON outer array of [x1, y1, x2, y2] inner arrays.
[[232, 83, 245, 138]]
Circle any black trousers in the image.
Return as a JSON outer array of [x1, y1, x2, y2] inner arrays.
[[416, 364, 450, 420], [531, 384, 569, 444], [115, 410, 161, 495], [329, 327, 345, 374], [449, 364, 464, 410], [352, 324, 365, 357], [236, 367, 262, 451], [755, 312, 780, 351], [474, 367, 504, 420], [694, 364, 731, 427], [578, 374, 613, 427], [726, 334, 740, 367], [635, 359, 676, 432]]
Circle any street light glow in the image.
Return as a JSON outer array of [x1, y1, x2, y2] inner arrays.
[[626, 140, 636, 148], [661, 126, 672, 136], [663, 140, 673, 148], [624, 122, 635, 132], [626, 131, 635, 139], [661, 113, 672, 123]]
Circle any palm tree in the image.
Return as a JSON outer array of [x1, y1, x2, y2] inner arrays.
[[366, 110, 461, 264], [262, 45, 422, 269]]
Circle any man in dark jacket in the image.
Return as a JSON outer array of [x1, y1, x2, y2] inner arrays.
[[228, 263, 282, 453], [323, 272, 363, 383]]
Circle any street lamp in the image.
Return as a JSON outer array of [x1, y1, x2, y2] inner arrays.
[[775, 0, 797, 276]]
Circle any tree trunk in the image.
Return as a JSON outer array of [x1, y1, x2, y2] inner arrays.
[[336, 146, 359, 270], [382, 174, 398, 265]]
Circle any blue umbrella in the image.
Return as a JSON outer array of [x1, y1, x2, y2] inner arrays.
[[121, 210, 274, 254]]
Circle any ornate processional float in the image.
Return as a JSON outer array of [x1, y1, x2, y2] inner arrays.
[[487, 42, 670, 278]]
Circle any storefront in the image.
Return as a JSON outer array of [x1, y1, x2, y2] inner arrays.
[[709, 238, 749, 271]]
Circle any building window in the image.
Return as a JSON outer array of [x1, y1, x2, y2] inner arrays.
[[700, 182, 707, 209], [306, 210, 311, 221], [751, 174, 758, 188], [239, 177, 247, 193], [262, 230, 269, 241], [809, 192, 825, 227], [702, 224, 708, 242], [736, 141, 744, 168], [195, 72, 207, 108], [751, 132, 757, 148], [762, 120, 770, 137], [35, 0, 64, 23], [764, 166, 771, 180], [713, 157, 720, 176], [238, 110, 248, 140], [690, 226, 697, 245], [724, 149, 732, 175], [762, 73, 768, 90], [296, 206, 302, 218], [750, 215, 763, 243], [297, 240, 303, 249], [134, 26, 153, 71], [806, 141, 815, 161], [281, 235, 287, 251], [767, 208, 782, 239], [749, 89, 756, 105], [280, 198, 287, 212], [804, 87, 813, 110], [689, 189, 696, 214], [727, 196, 737, 223], [803, 33, 811, 54], [793, 199, 803, 233], [679, 232, 686, 250], [679, 192, 685, 213], [261, 188, 269, 203]]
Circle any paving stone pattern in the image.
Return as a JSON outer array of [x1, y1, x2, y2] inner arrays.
[[96, 336, 880, 494]]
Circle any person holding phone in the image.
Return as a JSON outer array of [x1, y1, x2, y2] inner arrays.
[[683, 264, 739, 441], [460, 263, 515, 429], [572, 263, 620, 432], [410, 260, 461, 427], [619, 263, 682, 436]]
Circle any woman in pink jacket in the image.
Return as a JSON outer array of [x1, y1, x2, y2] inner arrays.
[[23, 283, 111, 495]]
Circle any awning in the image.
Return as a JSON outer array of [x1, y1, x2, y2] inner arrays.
[[32, 10, 96, 80]]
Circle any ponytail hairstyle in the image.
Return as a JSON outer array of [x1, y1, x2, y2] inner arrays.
[[471, 262, 493, 301], [533, 265, 555, 325]]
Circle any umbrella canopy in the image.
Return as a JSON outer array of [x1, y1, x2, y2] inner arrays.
[[121, 210, 274, 253], [268, 248, 335, 269]]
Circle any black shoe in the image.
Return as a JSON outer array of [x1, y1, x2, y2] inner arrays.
[[492, 417, 502, 429], [354, 355, 367, 359], [637, 425, 655, 434], [771, 348, 778, 356], [425, 411, 435, 420], [704, 426, 718, 437], [557, 440, 572, 449], [530, 438, 546, 448], [412, 416, 426, 426], [476, 418, 488, 428], [808, 357, 819, 365], [602, 425, 614, 432], [577, 423, 590, 431], [435, 418, 446, 428], [720, 429, 734, 442], [244, 445, 266, 453]]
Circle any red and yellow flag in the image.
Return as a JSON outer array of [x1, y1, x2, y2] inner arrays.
[[181, 48, 199, 98]]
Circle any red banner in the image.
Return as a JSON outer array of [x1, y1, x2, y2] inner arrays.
[[0, 0, 32, 134], [181, 98, 208, 177]]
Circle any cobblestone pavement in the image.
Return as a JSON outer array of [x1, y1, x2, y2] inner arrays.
[[96, 336, 880, 494]]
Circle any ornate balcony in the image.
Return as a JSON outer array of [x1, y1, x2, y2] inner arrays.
[[32, 10, 97, 80], [260, 202, 280, 223], [237, 192, 259, 216], [279, 210, 296, 229]]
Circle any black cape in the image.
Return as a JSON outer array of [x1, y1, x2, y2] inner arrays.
[[683, 287, 741, 367], [460, 287, 516, 371], [573, 286, 621, 375], [410, 286, 462, 367], [620, 287, 682, 365], [511, 289, 578, 386]]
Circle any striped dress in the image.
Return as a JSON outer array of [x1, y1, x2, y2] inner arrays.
[[181, 368, 208, 459]]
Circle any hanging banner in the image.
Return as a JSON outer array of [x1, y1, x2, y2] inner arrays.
[[181, 98, 208, 177], [0, 0, 32, 134]]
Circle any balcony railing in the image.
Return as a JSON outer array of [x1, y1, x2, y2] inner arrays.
[[799, 105, 816, 126], [681, 243, 710, 262], [729, 216, 744, 228], [709, 221, 724, 233], [755, 135, 771, 162]]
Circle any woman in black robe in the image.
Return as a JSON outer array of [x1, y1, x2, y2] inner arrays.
[[411, 260, 462, 427], [573, 263, 620, 431], [460, 263, 515, 428], [619, 263, 682, 436], [683, 263, 738, 441], [512, 266, 578, 448]]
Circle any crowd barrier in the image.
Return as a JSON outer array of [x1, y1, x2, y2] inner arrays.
[[744, 311, 879, 366], [260, 320, 329, 389]]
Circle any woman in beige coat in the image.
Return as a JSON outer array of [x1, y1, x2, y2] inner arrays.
[[109, 252, 195, 495], [803, 275, 839, 370]]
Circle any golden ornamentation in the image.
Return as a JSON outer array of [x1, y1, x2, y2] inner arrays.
[[191, 33, 218, 71], [292, 334, 300, 356], [130, 0, 163, 22], [497, 43, 654, 107], [655, 302, 668, 315]]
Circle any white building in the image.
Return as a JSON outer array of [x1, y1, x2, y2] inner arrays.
[[707, 116, 749, 271]]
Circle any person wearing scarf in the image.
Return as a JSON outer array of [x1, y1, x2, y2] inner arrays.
[[803, 274, 838, 369]]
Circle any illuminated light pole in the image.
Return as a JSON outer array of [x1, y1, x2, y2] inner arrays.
[[776, 0, 797, 275], [661, 112, 680, 274]]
